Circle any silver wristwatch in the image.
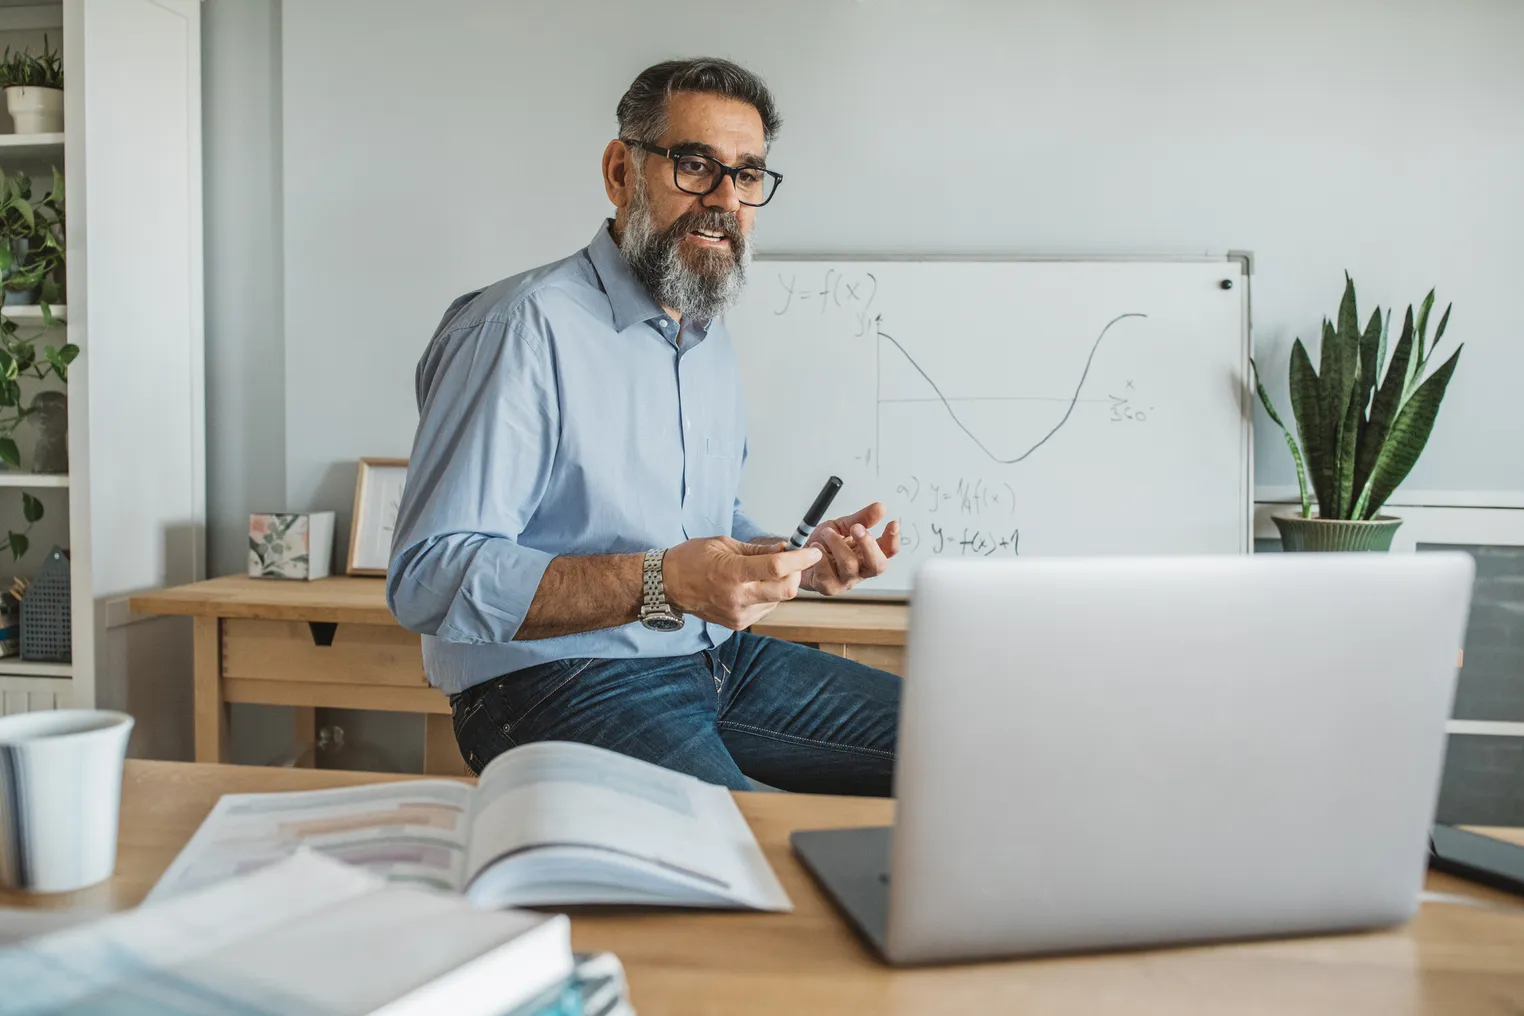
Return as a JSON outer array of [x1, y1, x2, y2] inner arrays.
[[639, 548, 684, 632]]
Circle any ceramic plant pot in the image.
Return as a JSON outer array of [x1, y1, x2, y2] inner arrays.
[[5, 86, 62, 134], [1271, 512, 1402, 552]]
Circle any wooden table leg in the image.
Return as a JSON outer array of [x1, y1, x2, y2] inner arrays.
[[193, 616, 229, 763], [423, 712, 468, 776]]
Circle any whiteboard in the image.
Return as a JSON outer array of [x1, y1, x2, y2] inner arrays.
[[728, 258, 1253, 598]]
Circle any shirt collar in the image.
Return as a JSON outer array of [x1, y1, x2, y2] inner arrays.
[[586, 220, 711, 342]]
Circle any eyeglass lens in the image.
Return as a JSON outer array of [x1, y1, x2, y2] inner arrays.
[[671, 153, 776, 205]]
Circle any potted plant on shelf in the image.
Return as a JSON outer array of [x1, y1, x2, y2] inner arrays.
[[1252, 275, 1462, 551], [0, 322, 76, 558], [0, 35, 63, 135], [0, 167, 64, 308]]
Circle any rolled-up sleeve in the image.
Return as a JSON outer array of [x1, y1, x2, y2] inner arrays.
[[387, 309, 558, 642]]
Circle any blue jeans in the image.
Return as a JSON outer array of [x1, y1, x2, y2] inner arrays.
[[448, 632, 900, 796]]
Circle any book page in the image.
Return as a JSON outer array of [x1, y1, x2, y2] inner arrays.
[[148, 779, 476, 902], [464, 742, 791, 911]]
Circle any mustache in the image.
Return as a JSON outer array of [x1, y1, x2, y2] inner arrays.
[[664, 206, 744, 248]]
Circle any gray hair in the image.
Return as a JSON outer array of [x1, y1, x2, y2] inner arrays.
[[616, 58, 782, 150]]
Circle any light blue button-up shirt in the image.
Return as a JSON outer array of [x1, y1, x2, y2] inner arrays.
[[387, 222, 771, 694]]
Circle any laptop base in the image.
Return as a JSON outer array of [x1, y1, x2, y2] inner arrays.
[[790, 826, 894, 959]]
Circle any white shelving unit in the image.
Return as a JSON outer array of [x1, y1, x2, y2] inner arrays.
[[0, 473, 67, 487], [0, 1, 205, 731], [0, 658, 69, 678], [2, 304, 65, 319], [0, 131, 62, 157]]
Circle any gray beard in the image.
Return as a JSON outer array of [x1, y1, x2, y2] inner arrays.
[[617, 173, 752, 322]]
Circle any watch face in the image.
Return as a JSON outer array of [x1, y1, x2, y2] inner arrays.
[[642, 612, 684, 633]]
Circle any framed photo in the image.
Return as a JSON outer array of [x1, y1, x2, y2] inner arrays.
[[347, 458, 409, 576]]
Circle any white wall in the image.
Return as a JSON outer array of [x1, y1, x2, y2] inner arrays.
[[280, 0, 1524, 524], [204, 0, 284, 579]]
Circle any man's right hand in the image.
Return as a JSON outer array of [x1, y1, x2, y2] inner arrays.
[[663, 536, 823, 630]]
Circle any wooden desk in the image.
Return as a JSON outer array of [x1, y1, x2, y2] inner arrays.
[[130, 577, 908, 775], [4, 761, 1523, 1015]]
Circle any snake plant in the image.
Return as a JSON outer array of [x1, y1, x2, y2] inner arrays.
[[1252, 275, 1461, 521]]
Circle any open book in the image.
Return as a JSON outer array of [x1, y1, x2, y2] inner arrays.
[[150, 741, 791, 912]]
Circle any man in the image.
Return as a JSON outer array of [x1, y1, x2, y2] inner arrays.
[[387, 58, 902, 796]]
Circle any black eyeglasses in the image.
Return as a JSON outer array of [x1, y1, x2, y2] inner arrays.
[[623, 140, 783, 207]]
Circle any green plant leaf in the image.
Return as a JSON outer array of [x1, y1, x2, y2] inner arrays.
[[49, 166, 63, 206], [1315, 294, 1360, 515], [0, 436, 18, 468], [1336, 273, 1360, 351], [1251, 358, 1312, 517], [1359, 345, 1463, 518], [1334, 371, 1362, 518], [1352, 306, 1415, 514], [1413, 288, 1435, 367], [0, 246, 12, 274], [8, 531, 27, 560], [1430, 303, 1451, 354], [21, 491, 42, 523], [12, 197, 32, 231], [1288, 339, 1330, 516], [1356, 308, 1382, 409]]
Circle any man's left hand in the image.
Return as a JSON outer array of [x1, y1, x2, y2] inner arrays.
[[800, 502, 901, 596]]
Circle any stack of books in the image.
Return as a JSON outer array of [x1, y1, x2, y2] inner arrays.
[[0, 851, 633, 1016]]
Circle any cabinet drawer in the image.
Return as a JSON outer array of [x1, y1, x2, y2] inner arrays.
[[222, 620, 426, 688]]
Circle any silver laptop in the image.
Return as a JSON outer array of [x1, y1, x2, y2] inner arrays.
[[792, 553, 1474, 965]]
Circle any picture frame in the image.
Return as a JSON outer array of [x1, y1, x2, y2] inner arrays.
[[347, 458, 410, 576]]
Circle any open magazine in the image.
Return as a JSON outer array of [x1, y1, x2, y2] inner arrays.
[[149, 741, 792, 912]]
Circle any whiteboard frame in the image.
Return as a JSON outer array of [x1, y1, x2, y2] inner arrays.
[[737, 251, 1256, 601]]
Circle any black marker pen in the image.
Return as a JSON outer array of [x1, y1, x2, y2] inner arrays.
[[788, 476, 843, 549]]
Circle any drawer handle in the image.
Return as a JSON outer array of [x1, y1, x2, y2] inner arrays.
[[308, 621, 338, 647]]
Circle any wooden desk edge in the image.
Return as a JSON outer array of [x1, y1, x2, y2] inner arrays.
[[130, 593, 395, 626], [131, 580, 912, 644]]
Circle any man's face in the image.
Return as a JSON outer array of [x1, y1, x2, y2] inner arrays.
[[604, 91, 769, 320]]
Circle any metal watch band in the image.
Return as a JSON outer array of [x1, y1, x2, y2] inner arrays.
[[642, 548, 670, 613]]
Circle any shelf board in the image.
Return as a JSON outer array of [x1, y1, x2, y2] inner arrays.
[[1, 304, 65, 322], [0, 132, 63, 154], [0, 472, 66, 487], [0, 660, 71, 679]]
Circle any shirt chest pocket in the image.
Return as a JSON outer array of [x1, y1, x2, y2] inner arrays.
[[689, 407, 745, 535]]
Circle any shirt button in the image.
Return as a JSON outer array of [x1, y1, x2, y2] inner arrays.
[[685, 485, 692, 498], [659, 318, 669, 327]]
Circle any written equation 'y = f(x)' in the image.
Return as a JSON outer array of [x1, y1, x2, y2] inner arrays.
[[870, 312, 1148, 473]]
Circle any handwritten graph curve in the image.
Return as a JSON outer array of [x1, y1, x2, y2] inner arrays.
[[876, 312, 1147, 466]]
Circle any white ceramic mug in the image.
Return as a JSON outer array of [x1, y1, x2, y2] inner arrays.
[[0, 709, 134, 893]]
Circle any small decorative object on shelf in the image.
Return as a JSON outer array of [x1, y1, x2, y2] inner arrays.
[[0, 35, 63, 135], [348, 458, 408, 576], [249, 511, 336, 581], [28, 389, 66, 473], [1252, 275, 1462, 552], [0, 590, 18, 658], [19, 545, 69, 662]]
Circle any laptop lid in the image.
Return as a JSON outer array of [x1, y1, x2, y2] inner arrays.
[[886, 553, 1473, 965]]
